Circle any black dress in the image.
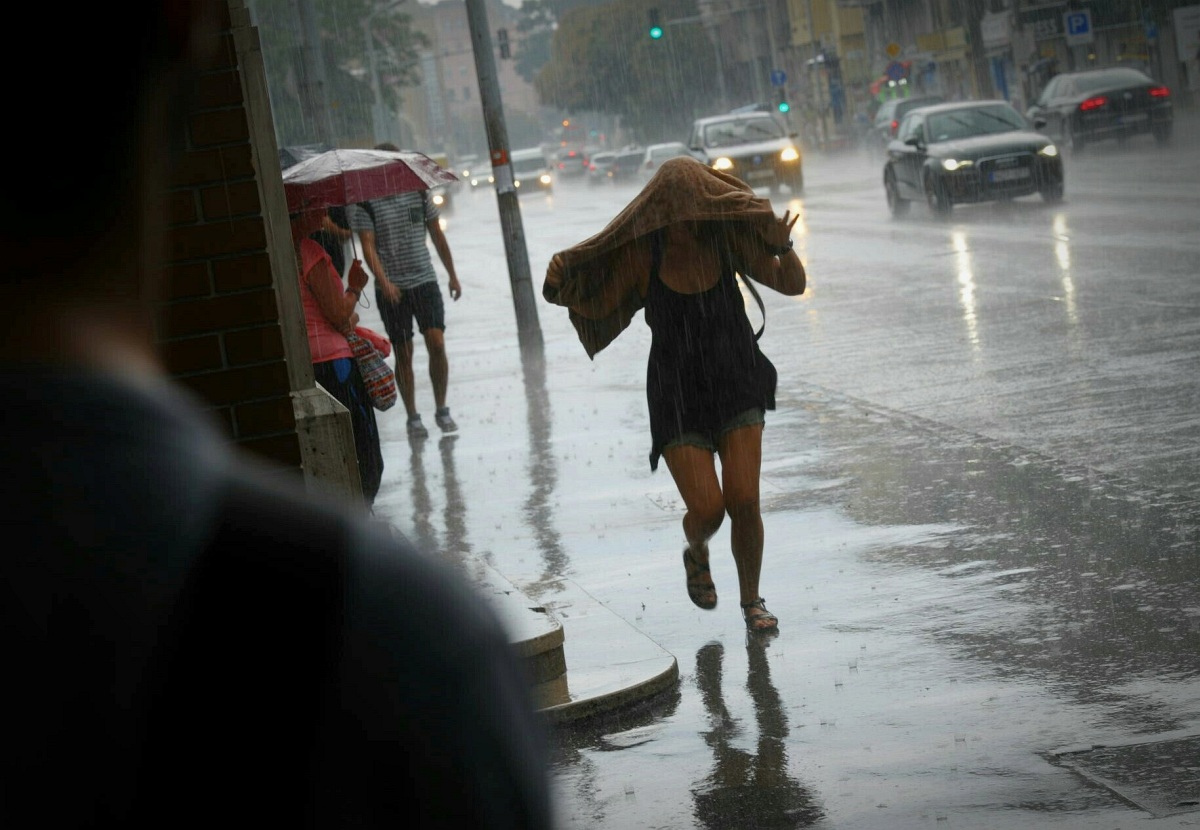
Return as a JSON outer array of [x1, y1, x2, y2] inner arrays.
[[644, 233, 777, 471]]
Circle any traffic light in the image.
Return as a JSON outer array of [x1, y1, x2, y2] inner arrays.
[[648, 8, 663, 39], [777, 87, 790, 113], [497, 28, 510, 60]]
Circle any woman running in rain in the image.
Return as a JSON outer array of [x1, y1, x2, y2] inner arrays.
[[544, 157, 806, 633]]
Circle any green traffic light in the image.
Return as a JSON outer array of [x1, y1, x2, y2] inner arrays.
[[649, 25, 663, 39], [778, 101, 790, 113]]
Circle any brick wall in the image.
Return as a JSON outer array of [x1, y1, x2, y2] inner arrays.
[[155, 1, 305, 473]]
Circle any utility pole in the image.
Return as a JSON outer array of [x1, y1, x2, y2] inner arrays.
[[295, 0, 335, 144], [804, 0, 828, 147], [362, 1, 404, 146], [463, 0, 542, 350], [964, 0, 995, 99]]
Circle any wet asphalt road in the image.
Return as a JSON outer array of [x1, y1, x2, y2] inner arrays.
[[366, 122, 1200, 828]]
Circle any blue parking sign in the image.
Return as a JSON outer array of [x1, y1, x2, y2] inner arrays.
[[1064, 10, 1093, 45]]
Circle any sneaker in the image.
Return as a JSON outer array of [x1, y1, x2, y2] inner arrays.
[[435, 407, 458, 433], [406, 414, 428, 439]]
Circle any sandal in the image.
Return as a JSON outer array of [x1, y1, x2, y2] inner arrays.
[[741, 597, 779, 634], [683, 546, 718, 610]]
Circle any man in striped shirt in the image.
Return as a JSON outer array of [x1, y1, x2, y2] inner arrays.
[[351, 145, 463, 439]]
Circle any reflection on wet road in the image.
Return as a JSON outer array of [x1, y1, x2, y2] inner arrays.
[[367, 124, 1200, 828], [693, 641, 824, 828]]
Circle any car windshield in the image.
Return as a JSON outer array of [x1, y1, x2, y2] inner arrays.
[[512, 158, 546, 174], [650, 144, 688, 161], [926, 105, 1027, 141], [703, 117, 784, 147], [1073, 68, 1151, 93]]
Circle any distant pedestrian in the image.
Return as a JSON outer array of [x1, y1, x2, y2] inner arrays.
[[291, 204, 385, 505], [544, 157, 806, 633], [351, 142, 463, 439]]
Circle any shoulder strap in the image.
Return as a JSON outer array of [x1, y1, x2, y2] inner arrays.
[[720, 241, 766, 341], [738, 273, 766, 342]]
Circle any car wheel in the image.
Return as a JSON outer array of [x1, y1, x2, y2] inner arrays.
[[1153, 124, 1173, 146], [1040, 183, 1064, 203], [924, 172, 952, 215], [885, 170, 909, 217]]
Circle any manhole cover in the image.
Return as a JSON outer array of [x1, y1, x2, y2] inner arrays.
[[1051, 735, 1200, 818]]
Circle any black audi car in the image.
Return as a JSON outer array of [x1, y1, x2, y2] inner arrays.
[[884, 100, 1064, 216], [1025, 67, 1172, 154]]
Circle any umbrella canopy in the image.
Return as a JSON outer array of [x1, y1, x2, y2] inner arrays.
[[282, 148, 458, 213], [543, 156, 776, 358]]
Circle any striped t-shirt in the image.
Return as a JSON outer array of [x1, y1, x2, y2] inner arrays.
[[349, 191, 440, 290]]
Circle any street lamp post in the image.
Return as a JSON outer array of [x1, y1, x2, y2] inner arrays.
[[362, 0, 404, 145]]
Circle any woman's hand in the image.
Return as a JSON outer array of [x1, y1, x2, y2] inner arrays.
[[765, 210, 800, 249], [347, 259, 369, 293]]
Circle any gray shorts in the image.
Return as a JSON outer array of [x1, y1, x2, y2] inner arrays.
[[663, 408, 765, 454]]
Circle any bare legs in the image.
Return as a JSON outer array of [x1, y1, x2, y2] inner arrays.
[[395, 328, 448, 418], [663, 424, 775, 630]]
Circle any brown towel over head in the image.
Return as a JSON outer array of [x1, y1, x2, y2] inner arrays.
[[543, 156, 777, 357]]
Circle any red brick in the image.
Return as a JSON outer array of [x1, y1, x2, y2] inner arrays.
[[165, 216, 266, 261], [213, 252, 273, 292], [162, 335, 224, 375], [168, 145, 255, 188], [178, 361, 291, 407], [164, 262, 211, 300], [200, 180, 261, 220], [159, 289, 278, 338], [194, 70, 243, 109], [194, 31, 236, 72], [234, 396, 297, 438], [225, 326, 287, 365], [162, 190, 198, 226], [190, 108, 249, 147]]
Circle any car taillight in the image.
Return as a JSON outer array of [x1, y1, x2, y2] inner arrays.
[[1079, 95, 1109, 112], [890, 119, 899, 134], [1150, 86, 1170, 98]]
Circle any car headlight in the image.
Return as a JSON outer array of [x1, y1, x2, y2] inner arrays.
[[432, 193, 445, 206], [514, 180, 521, 188], [1039, 144, 1059, 157], [780, 146, 800, 162], [540, 174, 552, 185], [488, 175, 495, 184], [941, 158, 973, 171], [712, 157, 734, 171]]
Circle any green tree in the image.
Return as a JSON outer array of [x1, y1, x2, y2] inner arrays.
[[535, 0, 721, 142], [514, 0, 556, 85], [251, 0, 428, 148]]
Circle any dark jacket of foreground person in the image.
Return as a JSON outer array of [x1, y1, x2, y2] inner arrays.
[[0, 369, 552, 827], [0, 1, 551, 825]]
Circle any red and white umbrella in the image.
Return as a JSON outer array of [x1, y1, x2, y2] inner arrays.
[[282, 148, 458, 213]]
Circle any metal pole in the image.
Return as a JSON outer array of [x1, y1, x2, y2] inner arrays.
[[463, 0, 543, 349], [295, 0, 335, 144], [363, 18, 386, 143], [804, 0, 827, 147]]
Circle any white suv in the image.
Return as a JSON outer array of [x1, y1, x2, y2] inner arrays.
[[686, 112, 803, 194]]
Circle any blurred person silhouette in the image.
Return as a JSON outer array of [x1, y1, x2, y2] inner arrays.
[[351, 142, 463, 440], [544, 157, 806, 633], [290, 205, 385, 507], [0, 4, 551, 827]]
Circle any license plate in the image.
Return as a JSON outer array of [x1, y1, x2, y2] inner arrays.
[[990, 168, 1030, 183], [746, 168, 774, 180], [1119, 112, 1148, 123]]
